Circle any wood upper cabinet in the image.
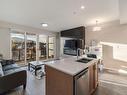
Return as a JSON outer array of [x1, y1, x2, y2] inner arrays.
[[89, 62, 98, 94], [60, 26, 85, 39]]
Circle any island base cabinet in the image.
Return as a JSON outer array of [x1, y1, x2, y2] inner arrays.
[[89, 63, 98, 95], [45, 62, 98, 95], [45, 65, 74, 95]]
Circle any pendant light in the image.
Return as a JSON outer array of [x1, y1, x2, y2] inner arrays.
[[93, 20, 101, 31]]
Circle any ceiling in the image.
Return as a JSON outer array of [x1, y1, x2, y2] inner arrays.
[[0, 0, 119, 32], [119, 0, 127, 24]]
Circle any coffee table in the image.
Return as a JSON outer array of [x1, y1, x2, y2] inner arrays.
[[28, 61, 45, 76]]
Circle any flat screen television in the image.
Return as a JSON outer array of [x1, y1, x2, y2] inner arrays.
[[64, 39, 82, 55], [64, 40, 75, 49]]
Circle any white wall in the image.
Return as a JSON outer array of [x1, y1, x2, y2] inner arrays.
[[55, 32, 61, 59], [0, 20, 57, 59], [0, 20, 56, 35], [86, 20, 127, 45], [119, 0, 127, 24], [0, 28, 10, 59], [86, 20, 127, 70]]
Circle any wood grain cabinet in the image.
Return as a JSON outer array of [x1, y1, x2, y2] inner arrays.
[[45, 66, 74, 95], [89, 62, 98, 94], [45, 62, 98, 95]]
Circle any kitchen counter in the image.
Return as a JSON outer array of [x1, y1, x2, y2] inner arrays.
[[46, 56, 98, 76]]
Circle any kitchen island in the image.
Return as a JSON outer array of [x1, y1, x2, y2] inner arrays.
[[45, 56, 99, 95]]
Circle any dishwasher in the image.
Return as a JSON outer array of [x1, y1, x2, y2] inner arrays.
[[75, 68, 89, 95]]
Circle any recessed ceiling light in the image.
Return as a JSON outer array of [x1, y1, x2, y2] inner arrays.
[[81, 6, 85, 10], [41, 23, 48, 27]]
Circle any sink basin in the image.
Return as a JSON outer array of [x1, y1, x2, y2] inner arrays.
[[76, 58, 93, 63]]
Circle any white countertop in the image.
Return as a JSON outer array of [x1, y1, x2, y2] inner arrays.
[[46, 56, 98, 76]]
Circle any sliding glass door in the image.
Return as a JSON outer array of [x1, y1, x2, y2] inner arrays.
[[48, 37, 55, 59], [11, 32, 56, 65], [39, 35, 47, 60], [26, 33, 37, 62], [11, 32, 25, 65]]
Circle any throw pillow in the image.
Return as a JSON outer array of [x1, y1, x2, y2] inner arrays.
[[0, 59, 15, 66], [6, 59, 15, 65], [0, 63, 4, 76], [0, 60, 6, 66]]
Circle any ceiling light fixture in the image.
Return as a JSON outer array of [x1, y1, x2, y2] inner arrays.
[[41, 23, 48, 27], [93, 20, 101, 31], [81, 5, 85, 10]]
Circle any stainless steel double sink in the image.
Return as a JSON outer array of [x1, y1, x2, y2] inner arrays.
[[76, 58, 93, 63]]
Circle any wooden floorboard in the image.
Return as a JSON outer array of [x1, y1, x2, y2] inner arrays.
[[93, 81, 127, 95], [4, 70, 45, 95], [2, 69, 127, 95]]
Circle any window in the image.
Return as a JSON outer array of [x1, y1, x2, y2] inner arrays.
[[26, 33, 37, 62], [11, 32, 25, 65], [39, 35, 47, 60], [48, 37, 55, 59], [113, 44, 127, 62], [11, 32, 56, 65], [100, 41, 127, 62]]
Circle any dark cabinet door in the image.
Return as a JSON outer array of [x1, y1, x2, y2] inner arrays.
[[61, 26, 85, 39]]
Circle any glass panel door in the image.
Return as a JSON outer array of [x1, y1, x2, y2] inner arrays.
[[26, 33, 36, 62], [39, 35, 47, 60], [11, 33, 56, 64], [11, 32, 25, 65], [48, 37, 55, 59]]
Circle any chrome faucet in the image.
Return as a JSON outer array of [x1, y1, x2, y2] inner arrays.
[[77, 48, 84, 60]]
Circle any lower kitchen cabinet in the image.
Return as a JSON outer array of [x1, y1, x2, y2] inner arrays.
[[45, 61, 98, 95], [89, 63, 98, 94], [45, 65, 74, 95]]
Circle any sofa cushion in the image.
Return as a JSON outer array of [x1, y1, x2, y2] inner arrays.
[[0, 63, 4, 76], [0, 54, 3, 60], [4, 68, 23, 76], [0, 60, 6, 66], [6, 60, 15, 65], [0, 59, 15, 67], [2, 64, 19, 71]]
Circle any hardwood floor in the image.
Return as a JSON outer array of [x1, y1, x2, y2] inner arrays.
[[3, 70, 45, 95], [2, 68, 127, 95], [93, 81, 127, 95], [99, 70, 127, 86], [93, 70, 127, 95]]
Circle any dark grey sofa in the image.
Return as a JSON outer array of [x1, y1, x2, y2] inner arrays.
[[0, 59, 27, 94]]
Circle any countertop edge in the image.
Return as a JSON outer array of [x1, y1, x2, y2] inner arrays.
[[45, 58, 98, 76]]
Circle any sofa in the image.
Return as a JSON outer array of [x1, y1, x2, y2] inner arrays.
[[0, 59, 27, 94]]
